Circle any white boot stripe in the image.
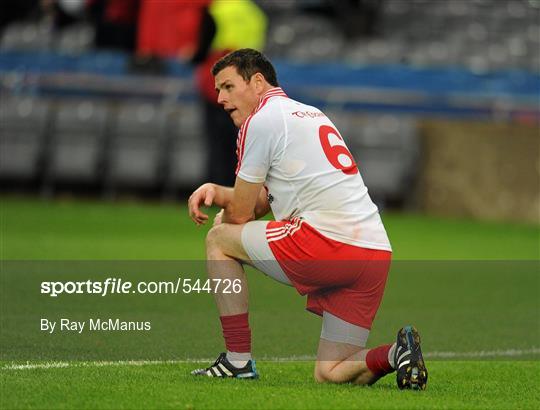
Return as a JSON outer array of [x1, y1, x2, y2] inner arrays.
[[398, 359, 411, 369], [398, 350, 411, 363], [206, 369, 212, 377], [218, 363, 233, 376]]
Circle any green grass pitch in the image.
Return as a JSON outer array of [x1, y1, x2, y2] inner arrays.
[[1, 197, 539, 409]]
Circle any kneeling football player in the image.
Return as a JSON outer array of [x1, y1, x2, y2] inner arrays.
[[187, 49, 427, 389]]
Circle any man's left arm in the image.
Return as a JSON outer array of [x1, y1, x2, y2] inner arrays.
[[222, 177, 265, 225]]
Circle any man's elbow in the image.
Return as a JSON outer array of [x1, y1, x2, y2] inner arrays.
[[254, 204, 270, 219]]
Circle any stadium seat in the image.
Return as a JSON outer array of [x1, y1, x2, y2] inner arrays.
[[266, 15, 344, 62], [0, 21, 52, 51], [55, 23, 94, 54], [0, 96, 50, 180], [165, 103, 207, 190], [106, 101, 166, 189], [47, 99, 109, 184], [265, 19, 295, 56], [371, 0, 539, 72], [349, 115, 419, 203]]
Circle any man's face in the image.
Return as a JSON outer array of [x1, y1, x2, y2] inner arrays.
[[214, 66, 260, 128]]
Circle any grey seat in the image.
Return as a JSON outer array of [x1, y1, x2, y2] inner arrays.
[[107, 102, 166, 188], [55, 23, 94, 54], [48, 99, 108, 183], [165, 103, 206, 189], [267, 14, 344, 62], [350, 115, 419, 202], [0, 96, 49, 180], [0, 22, 52, 51], [357, 150, 410, 201]]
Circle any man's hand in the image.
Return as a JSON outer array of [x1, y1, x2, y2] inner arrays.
[[188, 183, 217, 225], [188, 178, 267, 226]]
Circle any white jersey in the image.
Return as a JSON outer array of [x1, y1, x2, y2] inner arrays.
[[236, 87, 391, 252]]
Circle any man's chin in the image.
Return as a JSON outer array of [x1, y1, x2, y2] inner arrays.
[[231, 116, 244, 128]]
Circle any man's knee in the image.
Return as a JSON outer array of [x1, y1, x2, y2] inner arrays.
[[314, 360, 373, 385], [314, 362, 338, 384], [206, 223, 249, 261], [206, 225, 232, 263], [314, 369, 328, 383], [206, 224, 225, 250], [205, 223, 249, 262]]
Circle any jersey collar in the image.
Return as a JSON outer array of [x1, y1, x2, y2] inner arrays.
[[253, 87, 287, 114], [259, 87, 288, 103]]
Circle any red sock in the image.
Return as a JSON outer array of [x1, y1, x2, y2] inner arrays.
[[219, 313, 251, 353], [365, 344, 394, 377]]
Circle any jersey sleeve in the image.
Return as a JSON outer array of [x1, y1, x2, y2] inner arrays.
[[236, 112, 282, 183]]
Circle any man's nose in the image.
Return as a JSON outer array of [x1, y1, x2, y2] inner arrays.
[[217, 90, 226, 105]]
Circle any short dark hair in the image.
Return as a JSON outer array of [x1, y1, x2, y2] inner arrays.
[[211, 48, 279, 87]]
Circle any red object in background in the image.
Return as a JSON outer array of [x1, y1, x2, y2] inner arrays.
[[196, 49, 230, 103], [137, 0, 210, 58], [105, 0, 139, 24]]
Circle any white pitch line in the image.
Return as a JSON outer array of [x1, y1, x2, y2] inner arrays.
[[2, 348, 539, 371], [5, 362, 71, 370], [2, 359, 212, 371], [425, 347, 540, 358]]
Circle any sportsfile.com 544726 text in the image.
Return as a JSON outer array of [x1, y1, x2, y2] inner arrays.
[[40, 278, 242, 297]]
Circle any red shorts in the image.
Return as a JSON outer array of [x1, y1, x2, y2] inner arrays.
[[266, 218, 391, 329]]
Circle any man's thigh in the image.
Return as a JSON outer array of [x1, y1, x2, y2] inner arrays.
[[210, 220, 292, 285], [316, 338, 364, 363], [315, 337, 374, 385], [317, 310, 370, 362], [315, 312, 370, 379], [240, 220, 293, 286]]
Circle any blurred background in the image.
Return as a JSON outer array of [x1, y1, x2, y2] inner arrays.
[[0, 0, 539, 225]]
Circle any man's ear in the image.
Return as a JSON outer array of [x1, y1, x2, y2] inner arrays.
[[251, 72, 266, 92]]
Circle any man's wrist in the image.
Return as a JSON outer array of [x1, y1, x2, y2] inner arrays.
[[223, 206, 254, 225], [211, 184, 234, 209]]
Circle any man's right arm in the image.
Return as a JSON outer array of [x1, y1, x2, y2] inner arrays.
[[215, 183, 271, 219], [188, 183, 270, 225]]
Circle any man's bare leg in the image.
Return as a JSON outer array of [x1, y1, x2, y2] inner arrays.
[[205, 222, 251, 315], [206, 223, 393, 385], [200, 222, 258, 371], [315, 337, 397, 385], [315, 326, 429, 390], [315, 339, 380, 385]]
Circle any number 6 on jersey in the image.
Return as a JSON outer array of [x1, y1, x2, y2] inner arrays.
[[318, 125, 359, 175]]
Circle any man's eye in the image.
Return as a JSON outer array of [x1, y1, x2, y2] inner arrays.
[[226, 85, 232, 90]]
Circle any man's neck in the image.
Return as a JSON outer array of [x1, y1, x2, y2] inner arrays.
[[258, 85, 279, 100]]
